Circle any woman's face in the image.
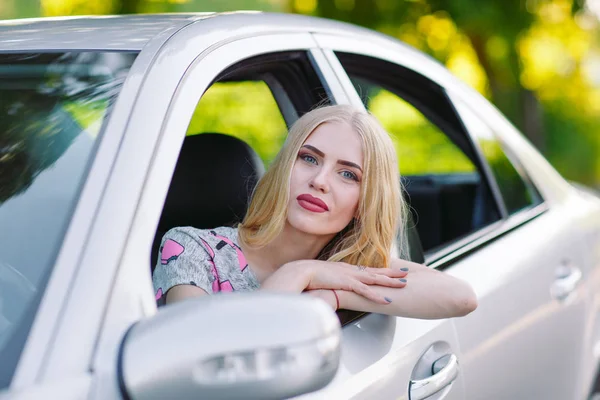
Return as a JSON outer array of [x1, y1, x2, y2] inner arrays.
[[287, 121, 363, 237]]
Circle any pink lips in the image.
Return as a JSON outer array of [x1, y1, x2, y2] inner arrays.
[[297, 194, 329, 213]]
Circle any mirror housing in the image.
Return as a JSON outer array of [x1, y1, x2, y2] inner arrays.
[[118, 293, 341, 400]]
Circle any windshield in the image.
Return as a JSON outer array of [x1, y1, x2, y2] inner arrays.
[[0, 52, 137, 388]]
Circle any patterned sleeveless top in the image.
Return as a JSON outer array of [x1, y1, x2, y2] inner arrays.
[[153, 226, 260, 306]]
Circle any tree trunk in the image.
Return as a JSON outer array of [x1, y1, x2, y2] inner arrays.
[[469, 33, 544, 151], [115, 0, 142, 15], [520, 88, 545, 152]]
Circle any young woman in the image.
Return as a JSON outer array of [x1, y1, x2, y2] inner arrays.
[[153, 105, 477, 319]]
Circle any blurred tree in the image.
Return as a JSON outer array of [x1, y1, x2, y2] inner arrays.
[[38, 0, 282, 16], [0, 0, 39, 19], [428, 1, 539, 145], [115, 0, 143, 14]]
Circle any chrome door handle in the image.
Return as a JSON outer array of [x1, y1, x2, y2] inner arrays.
[[409, 354, 459, 400], [551, 264, 582, 301]]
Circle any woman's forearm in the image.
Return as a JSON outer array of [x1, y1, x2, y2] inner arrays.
[[338, 260, 477, 319], [259, 261, 311, 293]]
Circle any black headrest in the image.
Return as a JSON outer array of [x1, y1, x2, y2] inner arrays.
[[157, 133, 265, 234]]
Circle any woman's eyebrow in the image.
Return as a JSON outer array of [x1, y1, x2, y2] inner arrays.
[[302, 144, 325, 157], [338, 160, 363, 172], [302, 144, 363, 172]]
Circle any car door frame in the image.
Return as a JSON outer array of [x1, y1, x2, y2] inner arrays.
[[85, 29, 354, 399]]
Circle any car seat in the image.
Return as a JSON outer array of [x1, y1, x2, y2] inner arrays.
[[150, 133, 265, 270]]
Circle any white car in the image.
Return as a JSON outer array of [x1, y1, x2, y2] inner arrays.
[[0, 12, 599, 400]]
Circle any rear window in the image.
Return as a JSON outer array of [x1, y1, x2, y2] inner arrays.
[[0, 52, 137, 388]]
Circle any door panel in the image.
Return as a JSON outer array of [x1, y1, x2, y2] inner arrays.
[[447, 94, 588, 399], [447, 207, 587, 399], [574, 187, 600, 399], [296, 314, 466, 399]]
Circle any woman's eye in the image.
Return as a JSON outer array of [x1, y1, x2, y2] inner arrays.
[[341, 170, 359, 181], [301, 154, 317, 164]]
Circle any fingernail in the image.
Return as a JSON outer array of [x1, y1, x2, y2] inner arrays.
[[384, 297, 393, 303], [399, 278, 407, 283], [401, 268, 409, 271]]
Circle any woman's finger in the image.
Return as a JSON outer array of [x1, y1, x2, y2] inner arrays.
[[356, 273, 407, 288], [350, 281, 392, 304], [339, 263, 408, 278], [365, 266, 408, 278], [373, 274, 407, 288], [354, 271, 378, 285]]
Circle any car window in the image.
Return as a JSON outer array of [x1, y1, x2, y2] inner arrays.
[[187, 80, 288, 165], [0, 52, 137, 388], [351, 76, 475, 176], [335, 52, 501, 253], [452, 99, 543, 214]]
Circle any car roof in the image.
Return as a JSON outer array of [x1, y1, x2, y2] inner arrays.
[[0, 11, 407, 53], [0, 13, 213, 51]]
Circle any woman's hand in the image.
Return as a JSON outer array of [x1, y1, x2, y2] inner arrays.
[[261, 260, 408, 305], [304, 261, 408, 304], [336, 259, 478, 319]]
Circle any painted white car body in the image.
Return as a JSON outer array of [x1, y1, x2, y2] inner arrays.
[[0, 12, 599, 400]]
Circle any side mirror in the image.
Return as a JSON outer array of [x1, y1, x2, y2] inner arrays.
[[118, 293, 341, 400]]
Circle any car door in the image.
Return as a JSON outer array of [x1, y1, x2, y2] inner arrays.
[[446, 95, 590, 400], [314, 29, 589, 399]]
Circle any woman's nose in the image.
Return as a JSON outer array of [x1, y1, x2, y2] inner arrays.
[[309, 169, 330, 193]]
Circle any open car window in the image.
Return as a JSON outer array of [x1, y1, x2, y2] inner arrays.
[[187, 80, 288, 166]]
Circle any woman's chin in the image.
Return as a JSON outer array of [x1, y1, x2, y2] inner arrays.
[[287, 215, 344, 237], [289, 223, 327, 236]]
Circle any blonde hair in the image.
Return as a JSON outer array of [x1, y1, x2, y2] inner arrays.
[[238, 104, 409, 268]]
